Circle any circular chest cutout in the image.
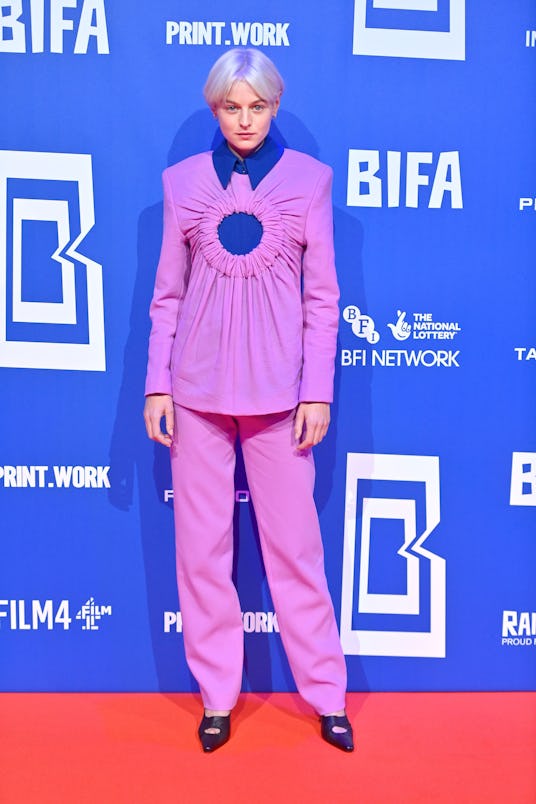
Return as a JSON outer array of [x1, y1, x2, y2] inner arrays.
[[217, 212, 263, 256]]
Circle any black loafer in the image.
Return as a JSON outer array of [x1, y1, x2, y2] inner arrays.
[[198, 714, 231, 753], [320, 714, 354, 752]]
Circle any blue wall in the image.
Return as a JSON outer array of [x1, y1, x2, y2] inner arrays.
[[1, 0, 535, 692]]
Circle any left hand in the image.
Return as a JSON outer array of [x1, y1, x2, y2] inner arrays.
[[294, 402, 330, 450]]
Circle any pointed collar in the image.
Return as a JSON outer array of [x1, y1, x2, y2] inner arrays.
[[212, 135, 284, 190]]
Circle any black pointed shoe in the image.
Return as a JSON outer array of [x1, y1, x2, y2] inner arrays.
[[320, 714, 354, 752], [198, 714, 231, 753]]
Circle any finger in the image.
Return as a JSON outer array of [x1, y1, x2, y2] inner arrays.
[[298, 419, 328, 449], [316, 422, 329, 443], [311, 422, 324, 445], [294, 408, 305, 442], [145, 410, 172, 447], [296, 419, 313, 450], [297, 435, 314, 450], [165, 407, 175, 438], [152, 414, 172, 446], [144, 411, 156, 441], [154, 432, 172, 447], [143, 414, 152, 440]]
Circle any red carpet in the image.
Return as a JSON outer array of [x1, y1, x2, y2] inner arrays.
[[0, 692, 534, 803]]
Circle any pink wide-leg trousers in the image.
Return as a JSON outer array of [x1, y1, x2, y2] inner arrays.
[[170, 403, 347, 714]]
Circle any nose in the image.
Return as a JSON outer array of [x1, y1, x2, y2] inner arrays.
[[238, 108, 251, 128]]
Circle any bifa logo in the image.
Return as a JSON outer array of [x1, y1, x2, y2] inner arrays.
[[347, 150, 463, 208], [341, 453, 445, 657], [353, 0, 465, 61], [0, 150, 105, 371], [0, 1, 109, 53], [510, 452, 536, 507]]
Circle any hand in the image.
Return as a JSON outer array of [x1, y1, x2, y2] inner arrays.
[[143, 394, 174, 447], [294, 402, 330, 450]]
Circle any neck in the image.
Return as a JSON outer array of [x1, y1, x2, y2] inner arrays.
[[227, 138, 266, 160]]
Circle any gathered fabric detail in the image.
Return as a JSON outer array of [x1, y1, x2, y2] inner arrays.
[[199, 194, 283, 278]]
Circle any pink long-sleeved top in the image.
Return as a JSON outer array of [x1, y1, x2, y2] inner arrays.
[[145, 144, 340, 415]]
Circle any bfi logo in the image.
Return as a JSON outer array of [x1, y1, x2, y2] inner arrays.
[[353, 0, 465, 61], [0, 0, 109, 53], [347, 150, 463, 208]]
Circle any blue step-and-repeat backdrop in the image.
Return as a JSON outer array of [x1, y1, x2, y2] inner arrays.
[[1, 1, 535, 693]]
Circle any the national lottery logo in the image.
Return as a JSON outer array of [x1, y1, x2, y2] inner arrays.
[[387, 311, 412, 341], [0, 150, 105, 371], [0, 1, 109, 53], [352, 0, 465, 61], [341, 305, 461, 368], [387, 309, 461, 341], [0, 597, 111, 630], [75, 597, 112, 631], [340, 452, 445, 658]]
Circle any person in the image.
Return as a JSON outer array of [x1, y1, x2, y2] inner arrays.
[[143, 48, 353, 753]]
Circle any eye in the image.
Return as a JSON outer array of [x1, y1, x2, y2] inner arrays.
[[225, 105, 237, 112], [253, 105, 265, 112]]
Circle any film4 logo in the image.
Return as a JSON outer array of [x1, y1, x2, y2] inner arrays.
[[0, 597, 112, 630]]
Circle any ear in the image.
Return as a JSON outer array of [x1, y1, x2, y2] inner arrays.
[[272, 94, 281, 118]]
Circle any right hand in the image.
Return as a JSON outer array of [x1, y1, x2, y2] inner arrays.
[[143, 394, 174, 447]]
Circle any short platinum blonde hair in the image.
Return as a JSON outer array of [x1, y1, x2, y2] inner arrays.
[[203, 48, 284, 109]]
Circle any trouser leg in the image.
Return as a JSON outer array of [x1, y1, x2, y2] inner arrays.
[[238, 408, 347, 715], [170, 404, 243, 710]]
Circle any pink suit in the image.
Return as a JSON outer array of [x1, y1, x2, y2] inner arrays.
[[146, 142, 347, 713]]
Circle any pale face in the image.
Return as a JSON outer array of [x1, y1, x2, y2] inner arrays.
[[214, 80, 279, 158]]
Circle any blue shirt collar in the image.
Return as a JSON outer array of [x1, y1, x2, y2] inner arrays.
[[212, 135, 284, 190]]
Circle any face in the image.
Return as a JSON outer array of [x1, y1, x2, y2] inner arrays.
[[214, 80, 279, 158]]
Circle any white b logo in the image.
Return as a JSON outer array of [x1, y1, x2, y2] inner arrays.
[[353, 0, 465, 61], [0, 150, 105, 371], [341, 453, 446, 657], [510, 453, 536, 507]]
